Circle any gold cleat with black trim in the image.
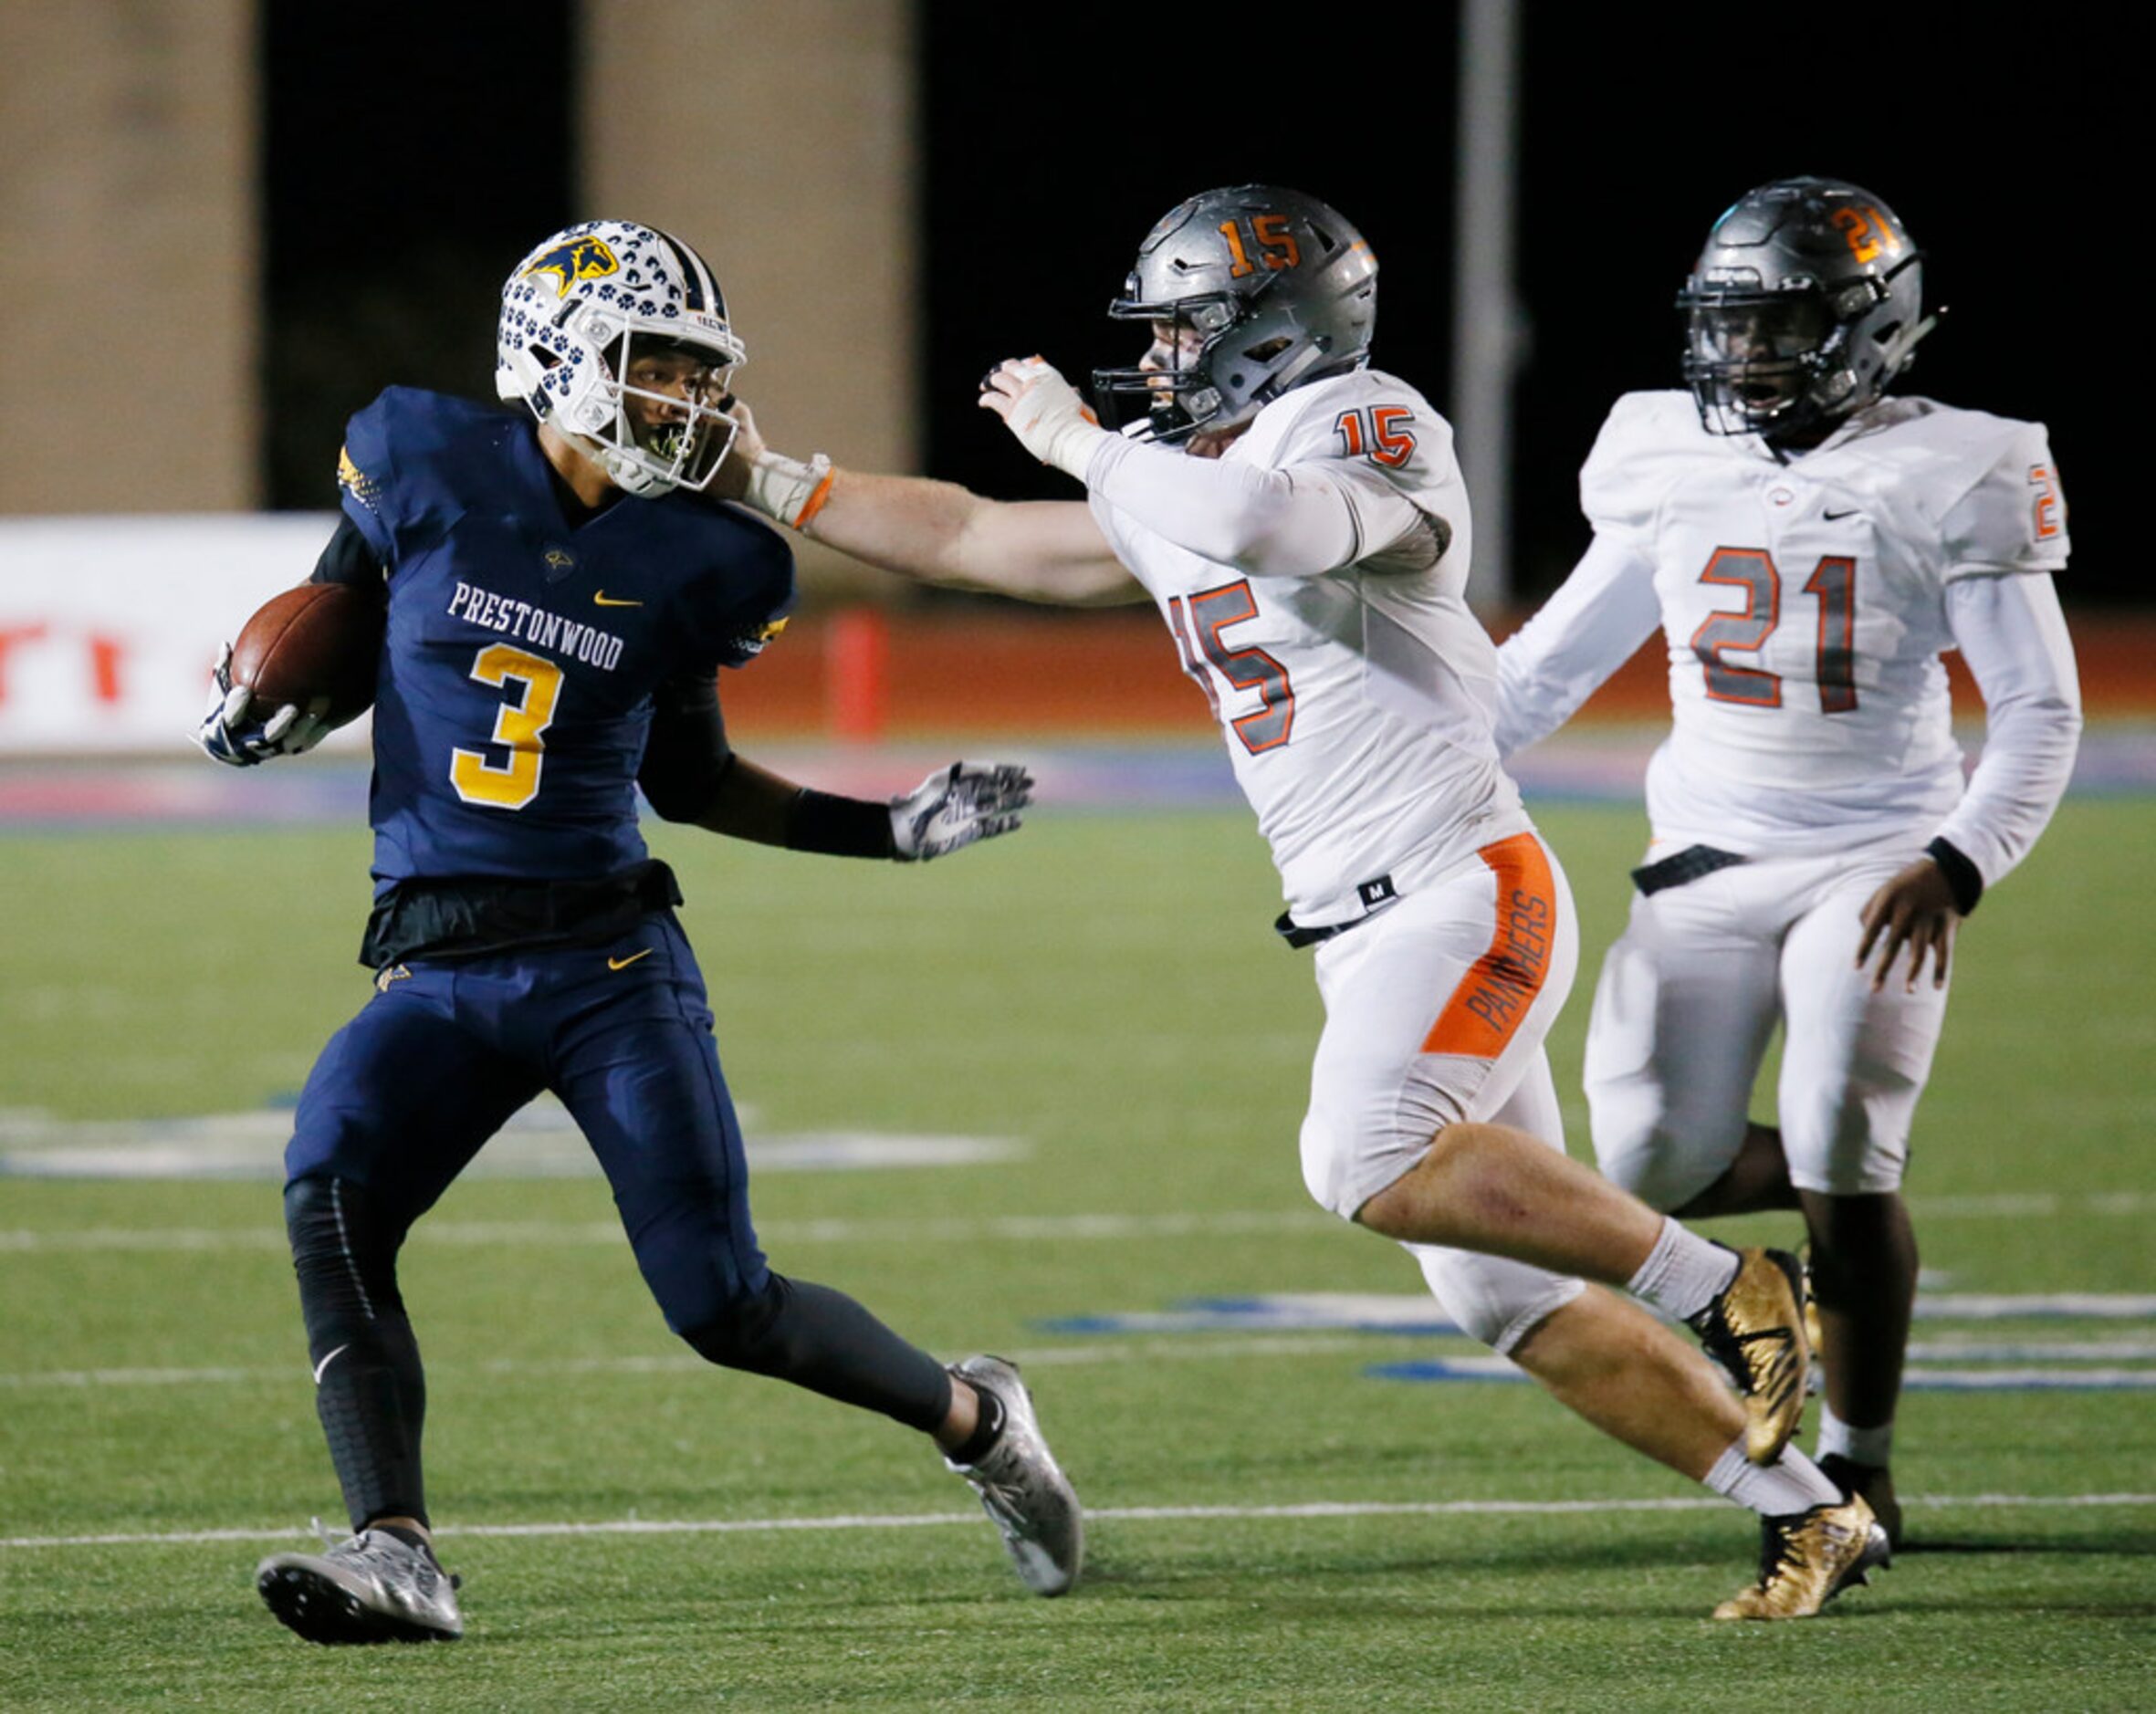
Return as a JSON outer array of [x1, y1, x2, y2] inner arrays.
[[1712, 1492, 1889, 1621], [1689, 1247, 1810, 1464]]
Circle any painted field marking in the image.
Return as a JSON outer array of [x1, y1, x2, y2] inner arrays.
[[0, 1109, 1024, 1182], [5, 1193, 2149, 1255], [0, 1210, 1334, 1254], [5, 1490, 2151, 1553], [1049, 1292, 2156, 1392], [1041, 1291, 2156, 1339], [0, 1335, 1384, 1394], [1367, 1359, 2156, 1392], [11, 1327, 2156, 1395]]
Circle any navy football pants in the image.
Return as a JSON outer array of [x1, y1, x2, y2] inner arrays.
[[289, 911, 769, 1329], [284, 909, 952, 1531]]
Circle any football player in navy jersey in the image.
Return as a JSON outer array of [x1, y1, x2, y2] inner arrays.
[[196, 220, 1081, 1644]]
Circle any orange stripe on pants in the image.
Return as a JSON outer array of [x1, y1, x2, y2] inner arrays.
[[1421, 832, 1559, 1059]]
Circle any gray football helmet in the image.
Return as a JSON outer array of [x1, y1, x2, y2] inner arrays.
[[1678, 176, 1937, 441], [1092, 185, 1377, 443]]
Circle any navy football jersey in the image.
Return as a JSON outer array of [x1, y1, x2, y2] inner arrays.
[[337, 388, 793, 890]]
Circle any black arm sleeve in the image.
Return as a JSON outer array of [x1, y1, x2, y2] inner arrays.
[[787, 789, 896, 858], [639, 670, 738, 822], [309, 513, 390, 602]]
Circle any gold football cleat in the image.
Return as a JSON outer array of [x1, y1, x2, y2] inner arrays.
[[1689, 1247, 1810, 1464], [1713, 1492, 1890, 1621]]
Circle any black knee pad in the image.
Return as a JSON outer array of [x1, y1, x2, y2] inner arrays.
[[679, 1277, 788, 1369], [285, 1174, 409, 1331]]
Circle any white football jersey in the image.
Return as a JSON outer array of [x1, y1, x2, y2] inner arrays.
[[1089, 369, 1533, 922], [1580, 390, 2070, 852]]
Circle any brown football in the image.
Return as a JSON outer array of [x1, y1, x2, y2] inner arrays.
[[230, 583, 383, 726]]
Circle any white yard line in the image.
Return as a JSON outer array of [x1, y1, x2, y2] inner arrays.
[[4, 1193, 2150, 1254], [5, 1491, 2151, 1552], [0, 1335, 1373, 1391], [0, 1210, 1334, 1253], [9, 1330, 2156, 1393]]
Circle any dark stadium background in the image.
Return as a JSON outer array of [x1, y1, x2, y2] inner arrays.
[[264, 4, 2119, 603]]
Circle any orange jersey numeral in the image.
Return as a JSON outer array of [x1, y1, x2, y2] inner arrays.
[[1334, 406, 1417, 467], [2028, 465, 2065, 540]]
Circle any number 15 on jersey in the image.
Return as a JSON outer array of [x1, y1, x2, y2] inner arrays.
[[1167, 580, 1297, 754]]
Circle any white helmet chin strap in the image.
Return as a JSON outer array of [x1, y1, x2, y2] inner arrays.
[[593, 439, 673, 496]]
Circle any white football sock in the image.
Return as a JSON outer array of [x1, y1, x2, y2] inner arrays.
[[1817, 1402, 1895, 1468], [1625, 1219, 1740, 1322], [1705, 1437, 1843, 1517]]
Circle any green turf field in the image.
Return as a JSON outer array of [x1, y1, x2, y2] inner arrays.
[[2, 797, 2151, 1710]]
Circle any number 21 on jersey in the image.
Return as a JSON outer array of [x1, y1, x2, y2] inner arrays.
[[1691, 548, 1858, 713]]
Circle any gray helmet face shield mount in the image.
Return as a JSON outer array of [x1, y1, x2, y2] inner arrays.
[[1091, 185, 1378, 444], [1678, 175, 1938, 444]]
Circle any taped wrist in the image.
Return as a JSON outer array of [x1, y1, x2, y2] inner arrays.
[[741, 449, 834, 529], [1032, 412, 1112, 483], [787, 787, 897, 859], [1924, 837, 1984, 915]]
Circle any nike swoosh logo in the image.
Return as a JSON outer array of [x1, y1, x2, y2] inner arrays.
[[1822, 507, 1861, 521], [313, 1343, 351, 1385], [608, 948, 654, 971], [593, 591, 644, 607]]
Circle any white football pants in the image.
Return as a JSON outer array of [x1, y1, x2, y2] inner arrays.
[[1299, 831, 1587, 1353], [1586, 842, 1952, 1208]]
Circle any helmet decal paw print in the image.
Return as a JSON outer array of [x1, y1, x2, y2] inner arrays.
[[495, 220, 747, 496]]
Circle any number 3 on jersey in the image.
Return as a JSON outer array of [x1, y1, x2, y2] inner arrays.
[[451, 643, 563, 808], [1168, 580, 1296, 753]]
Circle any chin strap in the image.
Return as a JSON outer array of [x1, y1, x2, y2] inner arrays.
[[596, 444, 672, 496]]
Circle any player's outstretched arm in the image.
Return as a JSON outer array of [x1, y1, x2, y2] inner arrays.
[[671, 747, 1032, 864], [979, 357, 1455, 582], [1491, 532, 1663, 759], [717, 400, 1141, 607]]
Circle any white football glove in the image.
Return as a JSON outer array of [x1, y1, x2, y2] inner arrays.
[[980, 357, 1112, 480], [889, 761, 1034, 862], [194, 643, 334, 768]]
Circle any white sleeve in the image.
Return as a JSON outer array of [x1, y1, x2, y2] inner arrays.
[[1941, 422, 2069, 579], [1082, 434, 1429, 579], [1492, 531, 1663, 758], [1930, 571, 2082, 892]]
